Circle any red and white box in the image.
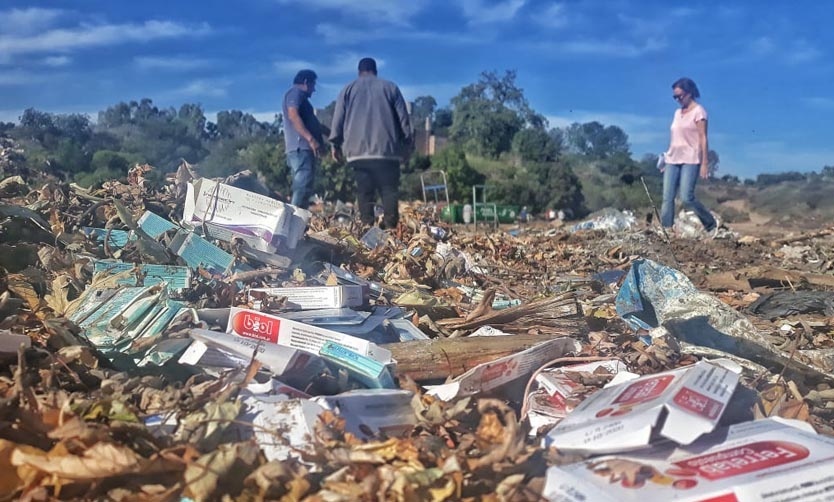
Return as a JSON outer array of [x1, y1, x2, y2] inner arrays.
[[542, 418, 834, 502], [227, 307, 392, 364], [544, 359, 741, 453]]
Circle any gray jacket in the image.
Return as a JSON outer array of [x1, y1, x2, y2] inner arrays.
[[329, 75, 413, 162]]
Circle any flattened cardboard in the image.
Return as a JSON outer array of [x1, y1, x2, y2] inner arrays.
[[312, 389, 417, 439], [227, 307, 392, 364], [425, 337, 582, 401], [248, 285, 364, 310], [542, 419, 834, 502], [543, 359, 741, 453]]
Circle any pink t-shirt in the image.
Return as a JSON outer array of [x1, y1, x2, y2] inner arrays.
[[665, 104, 707, 165]]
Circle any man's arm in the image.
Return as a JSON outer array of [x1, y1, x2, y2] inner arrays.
[[286, 106, 319, 156], [392, 86, 414, 155], [329, 87, 347, 162]]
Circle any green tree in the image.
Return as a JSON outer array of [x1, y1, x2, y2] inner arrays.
[[433, 108, 453, 136], [411, 95, 437, 130], [431, 145, 485, 201], [450, 70, 541, 158], [512, 128, 559, 162], [566, 121, 630, 158]]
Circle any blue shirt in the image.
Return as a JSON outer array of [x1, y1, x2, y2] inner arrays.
[[282, 86, 322, 151]]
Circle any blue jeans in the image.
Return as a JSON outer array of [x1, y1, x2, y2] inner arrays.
[[286, 149, 316, 208], [661, 163, 716, 230]]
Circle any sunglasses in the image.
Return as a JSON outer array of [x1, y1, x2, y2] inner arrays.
[[673, 94, 687, 101]]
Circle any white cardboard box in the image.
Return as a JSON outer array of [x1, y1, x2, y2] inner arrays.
[[425, 337, 582, 401], [182, 179, 308, 252], [543, 359, 741, 453], [313, 389, 417, 439], [542, 418, 834, 502], [248, 285, 364, 310], [227, 307, 392, 364], [527, 360, 633, 435]]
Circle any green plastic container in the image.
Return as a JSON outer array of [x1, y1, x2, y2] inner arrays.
[[440, 204, 519, 224]]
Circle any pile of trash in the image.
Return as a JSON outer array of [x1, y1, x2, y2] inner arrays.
[[1, 161, 834, 501]]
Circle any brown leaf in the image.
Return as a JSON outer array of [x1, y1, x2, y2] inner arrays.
[[11, 441, 143, 481]]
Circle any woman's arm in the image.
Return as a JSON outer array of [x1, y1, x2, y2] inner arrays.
[[697, 119, 709, 179]]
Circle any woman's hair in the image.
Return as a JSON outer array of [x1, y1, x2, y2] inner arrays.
[[672, 77, 700, 99]]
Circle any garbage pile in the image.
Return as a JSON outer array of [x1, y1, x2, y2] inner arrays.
[[2, 162, 834, 501]]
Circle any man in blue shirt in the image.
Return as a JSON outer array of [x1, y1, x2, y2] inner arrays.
[[283, 69, 322, 209]]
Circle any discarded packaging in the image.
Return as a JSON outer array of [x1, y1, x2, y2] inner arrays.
[[526, 360, 633, 435], [543, 359, 741, 453], [312, 389, 417, 438], [425, 337, 581, 401], [319, 341, 396, 389], [543, 418, 834, 502], [94, 261, 191, 294], [182, 178, 309, 252], [227, 307, 392, 363], [248, 285, 364, 310]]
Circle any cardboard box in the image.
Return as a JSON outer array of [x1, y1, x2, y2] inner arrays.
[[319, 341, 396, 389], [248, 285, 364, 310], [182, 179, 308, 252], [425, 338, 582, 401], [527, 360, 633, 435], [312, 389, 417, 439], [542, 419, 834, 502], [543, 360, 741, 453], [179, 328, 327, 387], [227, 307, 392, 364], [93, 261, 192, 294]]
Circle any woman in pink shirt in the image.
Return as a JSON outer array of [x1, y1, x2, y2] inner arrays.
[[660, 77, 716, 234]]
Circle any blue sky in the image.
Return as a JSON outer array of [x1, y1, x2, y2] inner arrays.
[[1, 0, 832, 178]]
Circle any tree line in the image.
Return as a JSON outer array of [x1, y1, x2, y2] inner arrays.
[[3, 70, 822, 215]]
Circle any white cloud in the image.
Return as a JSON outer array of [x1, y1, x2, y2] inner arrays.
[[399, 83, 463, 103], [0, 8, 65, 35], [744, 36, 821, 64], [42, 55, 72, 67], [134, 55, 213, 71], [275, 0, 424, 25], [175, 79, 231, 98], [274, 52, 385, 78], [545, 110, 667, 147], [461, 0, 527, 24], [729, 141, 834, 175], [535, 3, 567, 28], [802, 97, 834, 109], [0, 20, 211, 56], [314, 22, 485, 46], [542, 37, 666, 57], [0, 70, 45, 86]]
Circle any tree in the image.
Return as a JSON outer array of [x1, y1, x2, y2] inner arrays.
[[411, 96, 437, 130], [433, 108, 453, 136], [707, 149, 719, 177], [431, 145, 485, 201], [566, 121, 630, 158], [450, 70, 541, 158], [512, 128, 559, 162]]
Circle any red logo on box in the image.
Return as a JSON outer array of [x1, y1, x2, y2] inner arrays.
[[673, 388, 725, 419], [232, 311, 280, 343], [613, 375, 675, 405], [674, 441, 810, 481]]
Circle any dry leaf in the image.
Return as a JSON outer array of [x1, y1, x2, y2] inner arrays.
[[11, 442, 142, 480]]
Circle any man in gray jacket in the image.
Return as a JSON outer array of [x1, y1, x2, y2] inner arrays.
[[329, 58, 413, 229]]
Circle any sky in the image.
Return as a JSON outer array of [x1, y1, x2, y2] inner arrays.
[[0, 0, 832, 178]]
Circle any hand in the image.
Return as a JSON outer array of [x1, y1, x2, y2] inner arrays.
[[700, 163, 709, 179], [331, 146, 344, 163], [308, 138, 320, 158]]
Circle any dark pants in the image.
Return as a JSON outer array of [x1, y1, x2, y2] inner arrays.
[[349, 159, 400, 228]]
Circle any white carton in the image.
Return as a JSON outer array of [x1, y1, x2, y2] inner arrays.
[[544, 359, 741, 453], [241, 395, 325, 462], [313, 389, 417, 439], [179, 328, 327, 386], [425, 337, 582, 401], [542, 419, 834, 502], [248, 285, 364, 310], [527, 360, 633, 435], [182, 179, 308, 252], [227, 307, 392, 364]]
